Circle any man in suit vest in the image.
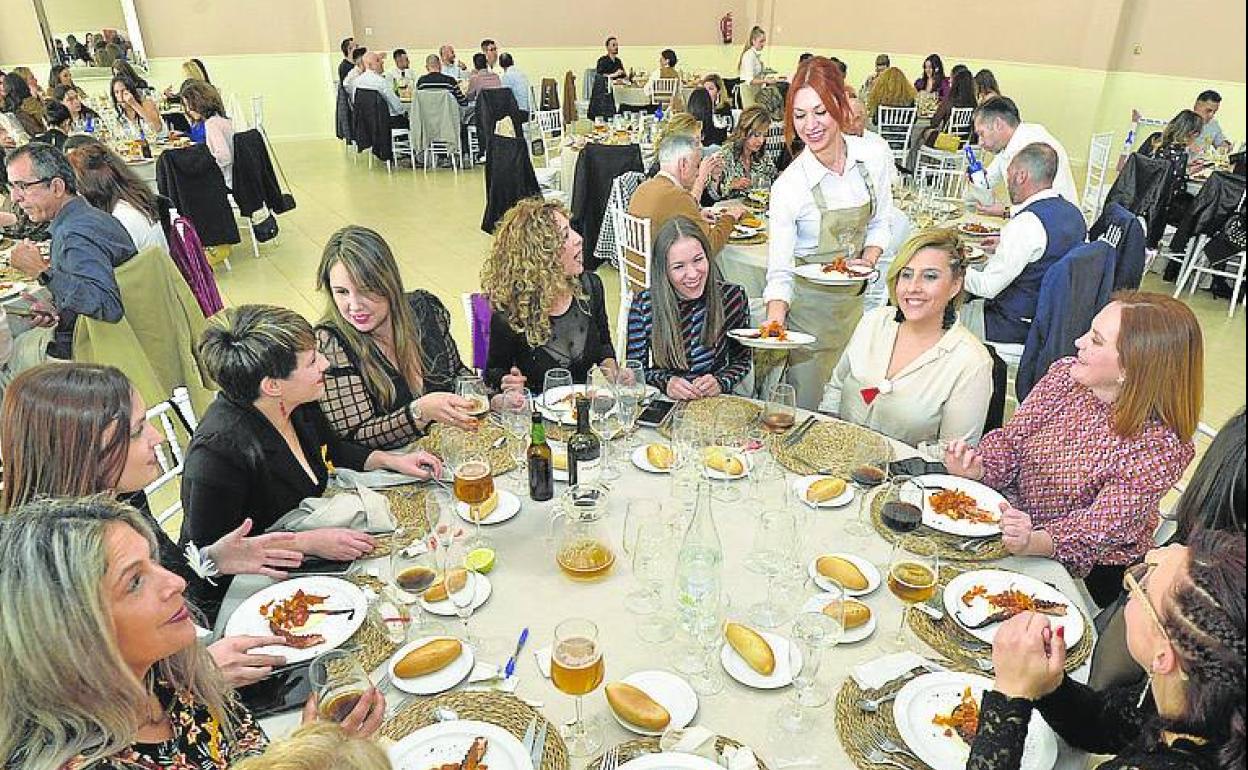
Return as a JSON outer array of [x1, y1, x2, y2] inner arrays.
[[962, 142, 1087, 345]]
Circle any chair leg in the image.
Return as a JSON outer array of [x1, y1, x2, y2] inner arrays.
[[1229, 256, 1247, 319], [247, 218, 260, 258]]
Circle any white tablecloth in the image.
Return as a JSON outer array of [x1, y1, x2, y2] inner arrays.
[[218, 411, 1094, 769]]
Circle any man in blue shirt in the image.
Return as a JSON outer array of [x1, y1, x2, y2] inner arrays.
[[499, 52, 532, 122]]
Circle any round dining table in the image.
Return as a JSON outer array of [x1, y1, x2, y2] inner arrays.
[[216, 402, 1096, 770]]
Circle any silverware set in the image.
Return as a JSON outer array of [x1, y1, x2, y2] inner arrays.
[[780, 415, 817, 448], [520, 716, 548, 767]]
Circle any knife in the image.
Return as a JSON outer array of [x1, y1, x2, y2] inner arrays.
[[531, 719, 548, 767], [520, 717, 537, 754], [504, 627, 529, 679], [781, 415, 816, 447]]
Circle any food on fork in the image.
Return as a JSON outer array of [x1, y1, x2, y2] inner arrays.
[[606, 682, 672, 730], [806, 477, 847, 503], [815, 555, 869, 591], [822, 598, 872, 629], [394, 638, 463, 678], [422, 568, 469, 603], [645, 443, 675, 469], [928, 489, 1000, 524], [724, 622, 775, 675], [931, 686, 981, 744]]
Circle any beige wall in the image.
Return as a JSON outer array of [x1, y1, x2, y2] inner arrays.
[[1108, 0, 1245, 81], [132, 0, 326, 57], [0, 0, 46, 66], [42, 0, 126, 35]]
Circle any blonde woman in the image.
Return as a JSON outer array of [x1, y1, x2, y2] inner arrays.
[[737, 26, 773, 88], [481, 199, 616, 392], [233, 723, 391, 770], [865, 66, 916, 126], [820, 229, 992, 445], [707, 105, 777, 200], [316, 225, 476, 450]]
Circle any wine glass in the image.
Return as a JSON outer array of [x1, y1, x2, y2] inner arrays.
[[774, 610, 842, 736], [426, 487, 458, 556], [618, 360, 647, 448], [552, 617, 606, 756], [389, 525, 438, 607], [452, 451, 494, 549], [708, 416, 746, 504], [880, 475, 924, 534], [543, 367, 574, 411], [309, 650, 371, 722], [443, 542, 482, 649], [846, 442, 890, 538], [885, 534, 940, 651], [762, 383, 797, 433], [589, 386, 621, 481], [455, 375, 490, 419], [499, 385, 532, 493], [744, 508, 798, 628]]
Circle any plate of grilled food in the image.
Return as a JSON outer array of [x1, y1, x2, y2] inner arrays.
[[222, 576, 367, 664], [728, 320, 815, 349], [387, 720, 534, 770], [944, 569, 1085, 646]]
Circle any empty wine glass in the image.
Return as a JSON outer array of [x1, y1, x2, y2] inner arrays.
[[499, 386, 532, 493], [444, 542, 482, 649], [686, 589, 730, 696], [542, 367, 573, 410], [745, 508, 798, 628], [774, 611, 842, 735], [617, 360, 647, 448]]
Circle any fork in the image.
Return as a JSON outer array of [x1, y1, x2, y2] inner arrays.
[[600, 745, 620, 770], [862, 748, 910, 769], [873, 733, 919, 761]]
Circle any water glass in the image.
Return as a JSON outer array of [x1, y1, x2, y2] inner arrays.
[[543, 368, 573, 408], [499, 386, 532, 492], [773, 611, 842, 735], [309, 650, 371, 723]]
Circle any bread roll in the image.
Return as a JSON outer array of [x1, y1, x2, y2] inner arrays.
[[394, 638, 463, 678], [468, 490, 499, 521], [806, 477, 847, 503], [605, 682, 671, 730], [823, 598, 872, 629], [815, 556, 869, 591], [646, 443, 675, 470], [422, 568, 468, 602], [725, 622, 775, 675], [704, 448, 745, 476]]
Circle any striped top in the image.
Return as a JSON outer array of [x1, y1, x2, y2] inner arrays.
[[626, 281, 752, 393]]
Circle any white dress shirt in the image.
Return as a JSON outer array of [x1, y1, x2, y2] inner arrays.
[[764, 137, 896, 305], [739, 48, 765, 83], [385, 67, 414, 90], [343, 66, 364, 98], [501, 67, 532, 112], [962, 189, 1057, 299], [353, 70, 405, 117], [861, 129, 896, 187], [983, 122, 1078, 204], [820, 306, 994, 445], [441, 62, 465, 80]]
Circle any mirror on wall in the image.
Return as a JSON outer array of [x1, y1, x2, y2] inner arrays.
[[32, 0, 148, 72]]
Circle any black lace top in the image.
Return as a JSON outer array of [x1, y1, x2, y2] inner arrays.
[[970, 677, 1220, 770]]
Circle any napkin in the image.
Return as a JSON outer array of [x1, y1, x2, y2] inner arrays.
[[270, 482, 396, 534], [464, 661, 519, 693], [852, 652, 940, 691], [533, 646, 552, 678], [660, 727, 760, 769], [331, 467, 420, 489]]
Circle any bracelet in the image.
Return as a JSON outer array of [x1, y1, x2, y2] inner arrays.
[[407, 399, 424, 425]]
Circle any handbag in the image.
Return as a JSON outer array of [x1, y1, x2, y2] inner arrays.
[[250, 206, 279, 243], [933, 132, 961, 152], [260, 126, 297, 214]]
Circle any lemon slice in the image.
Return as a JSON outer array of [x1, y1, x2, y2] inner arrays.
[[464, 548, 496, 574]]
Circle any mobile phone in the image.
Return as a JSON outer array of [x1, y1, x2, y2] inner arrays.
[[889, 458, 945, 477], [636, 399, 675, 427], [236, 662, 312, 718], [286, 556, 354, 576]]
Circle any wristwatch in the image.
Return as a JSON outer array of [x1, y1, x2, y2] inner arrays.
[[37, 270, 52, 286], [407, 399, 424, 425]]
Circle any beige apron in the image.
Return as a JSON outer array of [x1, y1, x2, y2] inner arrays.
[[785, 160, 876, 410]]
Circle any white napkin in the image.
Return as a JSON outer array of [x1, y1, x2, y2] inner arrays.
[[661, 727, 759, 769], [273, 482, 396, 534], [851, 652, 937, 691], [533, 646, 552, 678], [332, 467, 420, 489], [464, 661, 519, 693]]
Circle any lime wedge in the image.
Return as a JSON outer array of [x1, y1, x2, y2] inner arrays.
[[465, 548, 496, 574]]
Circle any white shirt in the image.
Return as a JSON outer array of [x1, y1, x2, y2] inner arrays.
[[112, 199, 170, 254], [353, 70, 406, 117], [820, 306, 994, 445], [739, 47, 765, 83], [764, 136, 896, 305], [860, 129, 896, 187], [962, 188, 1057, 299], [500, 67, 531, 112], [385, 67, 414, 90], [343, 66, 364, 98], [984, 122, 1078, 204], [441, 62, 465, 80]]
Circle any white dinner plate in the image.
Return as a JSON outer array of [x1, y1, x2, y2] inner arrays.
[[387, 719, 534, 770], [726, 328, 816, 350], [893, 672, 1058, 770], [944, 569, 1085, 647], [609, 670, 699, 736], [801, 591, 877, 643], [618, 753, 724, 770], [387, 636, 475, 695], [0, 280, 27, 302], [456, 489, 521, 525], [538, 384, 658, 426], [913, 474, 1005, 537], [792, 475, 855, 508], [701, 447, 751, 481], [632, 444, 675, 474], [956, 222, 1000, 238], [792, 262, 874, 286], [808, 553, 882, 597], [731, 224, 762, 237], [720, 628, 799, 689], [420, 571, 493, 616], [222, 576, 367, 664]]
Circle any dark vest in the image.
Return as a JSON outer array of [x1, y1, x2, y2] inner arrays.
[[986, 194, 1087, 344]]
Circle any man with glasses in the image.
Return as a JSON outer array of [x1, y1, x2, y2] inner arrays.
[[1, 143, 135, 390]]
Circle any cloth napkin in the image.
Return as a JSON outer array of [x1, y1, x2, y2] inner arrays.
[[269, 482, 396, 534], [660, 726, 759, 769], [852, 651, 938, 691], [533, 646, 552, 678], [331, 467, 420, 489]]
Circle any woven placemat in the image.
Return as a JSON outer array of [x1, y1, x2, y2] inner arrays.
[[360, 488, 435, 559], [728, 233, 768, 246], [908, 565, 1093, 675], [834, 675, 927, 770], [770, 419, 892, 477], [381, 691, 569, 770], [868, 490, 1009, 563], [412, 422, 518, 476], [345, 614, 403, 673], [656, 395, 762, 439], [588, 735, 772, 769]]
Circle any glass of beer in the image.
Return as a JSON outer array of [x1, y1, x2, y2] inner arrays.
[[309, 650, 371, 723], [884, 534, 939, 651], [455, 375, 491, 419], [762, 383, 797, 433], [551, 617, 605, 756], [453, 452, 494, 549]]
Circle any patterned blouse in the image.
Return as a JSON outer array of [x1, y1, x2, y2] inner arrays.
[[625, 281, 752, 393], [969, 677, 1219, 770], [978, 357, 1193, 577], [706, 141, 778, 201], [58, 681, 267, 770]]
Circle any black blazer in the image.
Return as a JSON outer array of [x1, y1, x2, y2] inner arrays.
[[230, 129, 284, 218], [156, 144, 240, 247]]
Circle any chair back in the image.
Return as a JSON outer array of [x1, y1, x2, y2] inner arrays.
[[612, 209, 652, 348], [876, 105, 918, 163], [414, 89, 462, 156], [652, 78, 680, 104], [351, 89, 393, 160], [1081, 131, 1114, 223], [946, 106, 974, 141], [583, 68, 597, 101], [917, 165, 966, 200], [1156, 421, 1222, 544], [533, 108, 564, 167], [764, 121, 785, 164], [143, 386, 200, 526], [593, 171, 646, 267]]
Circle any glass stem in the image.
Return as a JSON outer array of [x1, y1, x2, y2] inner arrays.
[[573, 694, 585, 737], [897, 605, 909, 644]]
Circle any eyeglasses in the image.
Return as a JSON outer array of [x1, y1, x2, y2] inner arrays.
[[1123, 561, 1190, 680], [8, 177, 52, 192]]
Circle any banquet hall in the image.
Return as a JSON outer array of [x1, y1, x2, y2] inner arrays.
[[0, 1, 1245, 769]]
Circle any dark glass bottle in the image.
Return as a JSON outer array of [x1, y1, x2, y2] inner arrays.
[[566, 394, 601, 486], [527, 411, 554, 502]]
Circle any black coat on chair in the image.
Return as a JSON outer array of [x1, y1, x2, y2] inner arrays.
[[1104, 153, 1174, 248], [231, 129, 284, 218], [481, 134, 541, 234], [156, 144, 240, 247], [335, 84, 354, 142], [476, 87, 525, 162], [351, 89, 393, 162], [570, 143, 644, 270]]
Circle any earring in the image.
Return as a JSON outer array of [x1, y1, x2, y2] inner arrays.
[[1137, 673, 1153, 708]]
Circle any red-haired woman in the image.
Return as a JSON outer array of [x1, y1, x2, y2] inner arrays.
[[763, 56, 897, 409]]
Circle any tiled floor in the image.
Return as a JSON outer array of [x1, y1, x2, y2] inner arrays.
[[220, 138, 1245, 431]]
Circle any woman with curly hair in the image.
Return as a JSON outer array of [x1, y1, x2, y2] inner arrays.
[[481, 199, 616, 392], [706, 105, 778, 201], [865, 66, 916, 127]]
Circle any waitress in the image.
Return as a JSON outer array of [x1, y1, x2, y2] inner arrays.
[[764, 56, 895, 410]]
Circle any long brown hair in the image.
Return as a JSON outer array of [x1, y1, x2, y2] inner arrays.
[[1111, 291, 1203, 440], [66, 142, 160, 222], [316, 225, 426, 409], [646, 216, 724, 370], [0, 364, 133, 513], [727, 106, 770, 162], [783, 57, 850, 154]]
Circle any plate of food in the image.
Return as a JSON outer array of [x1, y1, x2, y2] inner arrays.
[[455, 489, 521, 525], [222, 576, 367, 664], [792, 475, 854, 508], [913, 474, 1004, 537], [727, 321, 815, 350], [701, 446, 751, 480], [632, 442, 676, 473], [808, 553, 881, 597], [801, 591, 876, 643], [745, 189, 771, 207], [538, 384, 658, 426], [387, 720, 535, 770], [419, 569, 493, 616], [944, 569, 1085, 647], [957, 222, 1000, 238], [893, 672, 1058, 770], [387, 636, 475, 695], [719, 622, 798, 689], [793, 258, 876, 286], [618, 754, 724, 770], [0, 280, 27, 301], [606, 670, 699, 736]]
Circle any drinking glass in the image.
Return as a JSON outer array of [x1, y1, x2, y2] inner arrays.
[[685, 589, 730, 696], [542, 368, 574, 410], [455, 375, 490, 419], [626, 514, 671, 617], [444, 542, 482, 649], [879, 475, 924, 534], [774, 610, 843, 736], [452, 452, 494, 549], [708, 416, 746, 504], [762, 383, 797, 433], [745, 508, 798, 628], [846, 443, 890, 538], [426, 487, 458, 556], [368, 587, 415, 646], [499, 386, 532, 493], [309, 650, 371, 723], [589, 388, 621, 481], [552, 618, 605, 756], [885, 535, 940, 651], [615, 361, 646, 449], [748, 452, 789, 512], [389, 524, 439, 613]]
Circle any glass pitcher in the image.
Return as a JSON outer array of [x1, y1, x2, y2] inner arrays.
[[549, 483, 615, 581]]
